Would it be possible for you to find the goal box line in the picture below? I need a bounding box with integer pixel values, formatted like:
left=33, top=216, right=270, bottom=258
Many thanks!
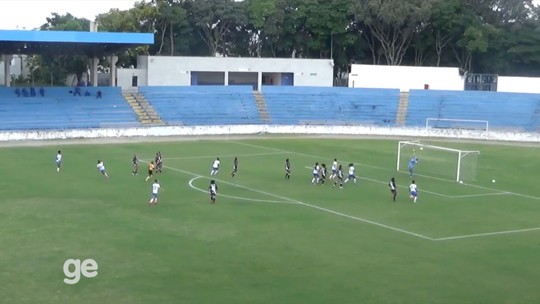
left=397, top=141, right=480, bottom=154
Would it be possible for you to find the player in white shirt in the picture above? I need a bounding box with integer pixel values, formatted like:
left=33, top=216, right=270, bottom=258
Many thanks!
left=311, top=162, right=320, bottom=184
left=409, top=180, right=418, bottom=203
left=329, top=159, right=338, bottom=179
left=56, top=150, right=62, bottom=172
left=344, top=163, right=356, bottom=184
left=149, top=179, right=161, bottom=206
left=209, top=180, right=218, bottom=204
left=210, top=157, right=220, bottom=175
left=96, top=160, right=109, bottom=178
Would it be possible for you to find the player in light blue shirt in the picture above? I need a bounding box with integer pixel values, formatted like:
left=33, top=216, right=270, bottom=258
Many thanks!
left=408, top=156, right=418, bottom=177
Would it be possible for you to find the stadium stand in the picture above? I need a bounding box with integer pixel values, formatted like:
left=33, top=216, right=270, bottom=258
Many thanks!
left=407, top=90, right=540, bottom=131
left=138, top=85, right=261, bottom=125
left=2, top=84, right=540, bottom=132
left=260, top=86, right=400, bottom=125
left=0, top=87, right=139, bottom=130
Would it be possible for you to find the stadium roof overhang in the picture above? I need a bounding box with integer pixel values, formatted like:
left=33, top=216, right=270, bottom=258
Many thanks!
left=0, top=30, right=154, bottom=57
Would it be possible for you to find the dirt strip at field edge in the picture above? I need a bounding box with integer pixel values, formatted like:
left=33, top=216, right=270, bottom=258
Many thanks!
left=0, top=133, right=538, bottom=148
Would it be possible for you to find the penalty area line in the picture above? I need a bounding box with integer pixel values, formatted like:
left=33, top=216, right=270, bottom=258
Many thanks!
left=142, top=160, right=434, bottom=241
left=144, top=161, right=537, bottom=241
left=434, top=227, right=540, bottom=241
left=232, top=141, right=540, bottom=201
left=449, top=192, right=512, bottom=199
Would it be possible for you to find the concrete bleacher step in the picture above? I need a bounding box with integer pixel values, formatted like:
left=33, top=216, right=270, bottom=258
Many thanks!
left=253, top=91, right=271, bottom=123
left=122, top=91, right=164, bottom=126
left=131, top=93, right=164, bottom=125
left=396, top=91, right=410, bottom=126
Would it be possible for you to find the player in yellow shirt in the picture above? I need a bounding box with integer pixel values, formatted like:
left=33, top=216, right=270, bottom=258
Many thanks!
left=145, top=161, right=156, bottom=182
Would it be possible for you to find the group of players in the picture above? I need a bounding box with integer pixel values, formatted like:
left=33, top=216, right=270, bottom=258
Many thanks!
left=55, top=149, right=419, bottom=205
left=388, top=155, right=419, bottom=203
left=308, top=159, right=357, bottom=189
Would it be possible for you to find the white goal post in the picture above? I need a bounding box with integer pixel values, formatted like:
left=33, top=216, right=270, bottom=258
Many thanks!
left=397, top=141, right=480, bottom=182
left=425, top=118, right=489, bottom=138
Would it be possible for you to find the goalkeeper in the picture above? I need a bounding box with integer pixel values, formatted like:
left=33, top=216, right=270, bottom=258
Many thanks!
left=408, top=156, right=418, bottom=177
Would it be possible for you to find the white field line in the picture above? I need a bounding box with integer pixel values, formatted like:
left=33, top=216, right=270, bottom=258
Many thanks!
left=232, top=141, right=538, bottom=200
left=450, top=192, right=512, bottom=198
left=433, top=227, right=540, bottom=241
left=141, top=151, right=287, bottom=161
left=140, top=160, right=434, bottom=241
left=303, top=166, right=515, bottom=201
left=459, top=181, right=540, bottom=200
left=188, top=176, right=294, bottom=205
left=302, top=165, right=453, bottom=198
left=141, top=160, right=539, bottom=241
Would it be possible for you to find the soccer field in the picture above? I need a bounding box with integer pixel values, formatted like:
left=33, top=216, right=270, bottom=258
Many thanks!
left=1, top=137, right=539, bottom=304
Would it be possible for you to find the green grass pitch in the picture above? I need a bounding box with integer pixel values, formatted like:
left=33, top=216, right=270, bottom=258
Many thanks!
left=0, top=137, right=539, bottom=304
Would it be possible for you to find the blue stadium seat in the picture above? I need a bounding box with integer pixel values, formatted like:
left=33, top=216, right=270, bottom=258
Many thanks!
left=261, top=86, right=400, bottom=125
left=0, top=87, right=140, bottom=130
left=139, top=86, right=261, bottom=125
left=407, top=90, right=540, bottom=131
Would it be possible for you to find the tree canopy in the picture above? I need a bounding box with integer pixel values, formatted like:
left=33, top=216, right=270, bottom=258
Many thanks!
left=22, top=0, right=540, bottom=86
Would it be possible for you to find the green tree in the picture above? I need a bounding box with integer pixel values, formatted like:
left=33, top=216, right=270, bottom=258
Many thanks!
left=352, top=0, right=434, bottom=65
left=186, top=0, right=245, bottom=56
left=35, top=13, right=92, bottom=84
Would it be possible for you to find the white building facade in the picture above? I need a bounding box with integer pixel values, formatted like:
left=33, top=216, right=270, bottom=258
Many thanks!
left=117, top=56, right=334, bottom=90
left=348, top=64, right=540, bottom=94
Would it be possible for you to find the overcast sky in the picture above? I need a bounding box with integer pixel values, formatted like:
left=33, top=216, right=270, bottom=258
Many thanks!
left=0, top=0, right=139, bottom=30
left=0, top=0, right=539, bottom=31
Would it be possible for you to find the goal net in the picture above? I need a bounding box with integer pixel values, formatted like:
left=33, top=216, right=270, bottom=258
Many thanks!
left=396, top=141, right=480, bottom=182
left=425, top=118, right=489, bottom=138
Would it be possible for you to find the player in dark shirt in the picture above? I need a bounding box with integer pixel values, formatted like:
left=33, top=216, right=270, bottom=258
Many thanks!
left=209, top=180, right=218, bottom=204
left=389, top=177, right=397, bottom=202
left=231, top=157, right=238, bottom=177
left=319, top=164, right=327, bottom=184
left=285, top=158, right=291, bottom=180
left=156, top=152, right=163, bottom=173
left=132, top=154, right=138, bottom=175
left=333, top=165, right=344, bottom=189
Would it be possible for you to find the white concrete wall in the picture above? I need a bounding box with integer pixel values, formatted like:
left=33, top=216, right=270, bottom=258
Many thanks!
left=136, top=56, right=333, bottom=87
left=348, top=64, right=464, bottom=91
left=117, top=68, right=147, bottom=88
left=497, top=76, right=540, bottom=93
left=0, top=125, right=538, bottom=143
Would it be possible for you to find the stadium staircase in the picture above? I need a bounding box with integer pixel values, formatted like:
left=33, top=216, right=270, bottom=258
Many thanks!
left=122, top=91, right=164, bottom=125
left=253, top=91, right=271, bottom=123
left=396, top=91, right=410, bottom=126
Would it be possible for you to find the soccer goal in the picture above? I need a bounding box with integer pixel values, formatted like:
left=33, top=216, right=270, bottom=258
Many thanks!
left=396, top=141, right=480, bottom=182
left=425, top=118, right=489, bottom=138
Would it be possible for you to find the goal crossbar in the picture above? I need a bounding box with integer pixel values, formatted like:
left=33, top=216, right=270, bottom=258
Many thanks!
left=397, top=141, right=480, bottom=182
left=425, top=118, right=489, bottom=138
